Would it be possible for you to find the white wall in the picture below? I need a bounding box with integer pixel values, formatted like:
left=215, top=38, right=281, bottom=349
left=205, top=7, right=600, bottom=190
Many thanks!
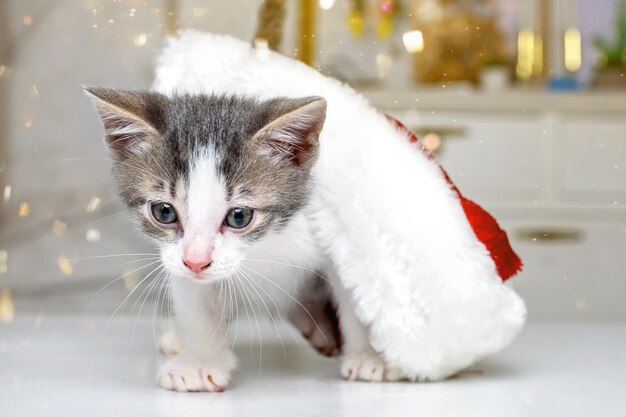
left=1, top=0, right=623, bottom=323
left=1, top=0, right=274, bottom=290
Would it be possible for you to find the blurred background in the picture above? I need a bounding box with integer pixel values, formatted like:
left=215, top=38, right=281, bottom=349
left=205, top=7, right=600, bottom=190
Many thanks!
left=0, top=0, right=625, bottom=324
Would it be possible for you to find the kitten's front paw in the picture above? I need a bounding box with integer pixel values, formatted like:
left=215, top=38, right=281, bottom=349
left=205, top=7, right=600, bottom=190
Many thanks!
left=157, top=355, right=235, bottom=392
left=341, top=350, right=407, bottom=382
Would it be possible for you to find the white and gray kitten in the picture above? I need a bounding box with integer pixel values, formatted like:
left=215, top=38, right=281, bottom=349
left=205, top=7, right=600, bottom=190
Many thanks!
left=87, top=88, right=402, bottom=392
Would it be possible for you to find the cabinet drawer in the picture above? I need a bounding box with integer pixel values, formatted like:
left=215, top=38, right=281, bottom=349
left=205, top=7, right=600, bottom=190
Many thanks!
left=558, top=119, right=626, bottom=205
left=388, top=110, right=549, bottom=204
left=506, top=220, right=626, bottom=321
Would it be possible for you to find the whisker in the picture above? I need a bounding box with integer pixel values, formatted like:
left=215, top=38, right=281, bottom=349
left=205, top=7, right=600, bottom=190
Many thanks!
left=239, top=267, right=304, bottom=350
left=152, top=271, right=170, bottom=351
left=128, top=266, right=165, bottom=350
left=233, top=274, right=263, bottom=377
left=233, top=275, right=255, bottom=355
left=86, top=259, right=162, bottom=315
left=118, top=257, right=162, bottom=267
left=241, top=264, right=329, bottom=346
left=104, top=261, right=163, bottom=334
left=237, top=268, right=288, bottom=362
left=70, top=253, right=160, bottom=262
left=244, top=258, right=336, bottom=288
left=86, top=210, right=126, bottom=226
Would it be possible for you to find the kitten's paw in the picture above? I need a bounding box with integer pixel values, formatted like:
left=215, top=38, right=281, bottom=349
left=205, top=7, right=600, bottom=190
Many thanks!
left=289, top=297, right=342, bottom=357
left=158, top=331, right=180, bottom=357
left=341, top=350, right=407, bottom=382
left=295, top=316, right=340, bottom=357
left=157, top=356, right=234, bottom=392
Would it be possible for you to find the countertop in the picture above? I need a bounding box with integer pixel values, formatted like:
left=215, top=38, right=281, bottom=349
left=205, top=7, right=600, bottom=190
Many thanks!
left=1, top=314, right=625, bottom=417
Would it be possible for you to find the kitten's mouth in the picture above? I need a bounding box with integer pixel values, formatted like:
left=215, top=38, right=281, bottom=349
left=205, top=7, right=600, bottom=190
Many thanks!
left=190, top=273, right=207, bottom=281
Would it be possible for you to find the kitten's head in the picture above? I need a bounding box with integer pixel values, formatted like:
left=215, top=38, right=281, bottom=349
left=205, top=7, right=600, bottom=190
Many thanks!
left=86, top=88, right=326, bottom=283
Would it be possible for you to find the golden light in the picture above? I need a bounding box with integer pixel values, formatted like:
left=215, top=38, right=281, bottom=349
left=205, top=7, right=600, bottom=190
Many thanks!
left=58, top=257, right=74, bottom=276
left=0, top=290, right=15, bottom=323
left=123, top=271, right=141, bottom=291
left=319, top=0, right=335, bottom=10
left=516, top=29, right=535, bottom=80
left=86, top=229, right=101, bottom=242
left=564, top=28, right=582, bottom=73
left=23, top=15, right=32, bottom=26
left=23, top=117, right=33, bottom=128
left=18, top=202, right=30, bottom=217
left=423, top=133, right=442, bottom=152
left=133, top=33, right=148, bottom=47
left=532, top=35, right=544, bottom=77
left=403, top=30, right=424, bottom=53
left=52, top=219, right=67, bottom=236
left=0, top=249, right=7, bottom=274
left=86, top=196, right=101, bottom=212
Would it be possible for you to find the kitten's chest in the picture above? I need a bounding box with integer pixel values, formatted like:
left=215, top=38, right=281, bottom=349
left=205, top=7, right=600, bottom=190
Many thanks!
left=235, top=212, right=326, bottom=314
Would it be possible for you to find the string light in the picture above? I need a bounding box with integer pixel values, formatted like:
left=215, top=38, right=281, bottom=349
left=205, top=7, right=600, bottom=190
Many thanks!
left=134, top=33, right=148, bottom=47
left=0, top=250, right=7, bottom=274
left=57, top=257, right=73, bottom=276
left=52, top=219, right=67, bottom=236
left=124, top=271, right=141, bottom=291
left=564, top=28, right=582, bottom=73
left=319, top=0, right=335, bottom=10
left=403, top=30, right=424, bottom=53
left=18, top=203, right=30, bottom=217
left=86, top=229, right=101, bottom=242
left=0, top=289, right=14, bottom=323
left=86, top=196, right=101, bottom=213
left=516, top=29, right=535, bottom=80
left=3, top=185, right=10, bottom=204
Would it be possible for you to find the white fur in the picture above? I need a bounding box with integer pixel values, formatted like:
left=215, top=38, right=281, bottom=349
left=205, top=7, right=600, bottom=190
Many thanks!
left=154, top=31, right=526, bottom=382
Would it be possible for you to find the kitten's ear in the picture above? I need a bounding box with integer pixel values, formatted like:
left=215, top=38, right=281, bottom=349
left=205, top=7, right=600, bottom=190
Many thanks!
left=251, top=97, right=327, bottom=168
left=85, top=87, right=162, bottom=158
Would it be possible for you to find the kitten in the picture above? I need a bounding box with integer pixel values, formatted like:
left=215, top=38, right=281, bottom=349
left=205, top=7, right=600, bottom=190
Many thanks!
left=87, top=88, right=399, bottom=392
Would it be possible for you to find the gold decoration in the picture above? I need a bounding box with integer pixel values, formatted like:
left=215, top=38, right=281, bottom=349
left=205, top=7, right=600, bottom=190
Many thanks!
left=298, top=0, right=316, bottom=66
left=254, top=0, right=286, bottom=51
left=411, top=0, right=508, bottom=85
left=376, top=0, right=397, bottom=40
left=347, top=0, right=366, bottom=38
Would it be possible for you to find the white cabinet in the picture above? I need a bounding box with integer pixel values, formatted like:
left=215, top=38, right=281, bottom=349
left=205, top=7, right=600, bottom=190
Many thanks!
left=364, top=89, right=626, bottom=322
left=558, top=118, right=626, bottom=205
left=387, top=110, right=550, bottom=204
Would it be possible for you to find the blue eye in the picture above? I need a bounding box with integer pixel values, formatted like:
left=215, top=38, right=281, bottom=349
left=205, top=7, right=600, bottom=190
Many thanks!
left=224, top=208, right=254, bottom=229
left=151, top=202, right=177, bottom=225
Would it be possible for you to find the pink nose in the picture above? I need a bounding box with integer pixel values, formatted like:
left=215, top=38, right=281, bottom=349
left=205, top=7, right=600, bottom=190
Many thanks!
left=183, top=258, right=211, bottom=274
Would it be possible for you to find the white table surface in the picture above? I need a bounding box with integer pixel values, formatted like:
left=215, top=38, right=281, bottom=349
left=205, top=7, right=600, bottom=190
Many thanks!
left=1, top=314, right=625, bottom=417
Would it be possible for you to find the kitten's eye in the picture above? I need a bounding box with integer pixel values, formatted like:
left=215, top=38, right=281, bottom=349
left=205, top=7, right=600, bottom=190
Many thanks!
left=151, top=202, right=178, bottom=225
left=224, top=208, right=254, bottom=229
